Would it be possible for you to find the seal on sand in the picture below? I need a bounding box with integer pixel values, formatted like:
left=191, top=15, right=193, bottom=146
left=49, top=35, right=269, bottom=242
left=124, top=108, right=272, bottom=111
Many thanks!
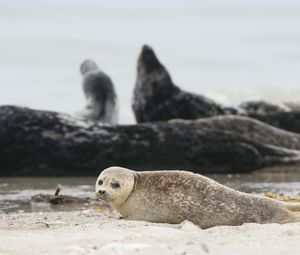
left=132, top=45, right=233, bottom=123
left=78, top=59, right=118, bottom=124
left=95, top=166, right=300, bottom=229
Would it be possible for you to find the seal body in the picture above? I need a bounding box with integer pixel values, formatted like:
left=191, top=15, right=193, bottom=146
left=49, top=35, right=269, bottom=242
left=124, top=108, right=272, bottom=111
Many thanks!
left=239, top=99, right=290, bottom=115
left=96, top=167, right=300, bottom=229
left=78, top=60, right=118, bottom=124
left=132, top=45, right=230, bottom=123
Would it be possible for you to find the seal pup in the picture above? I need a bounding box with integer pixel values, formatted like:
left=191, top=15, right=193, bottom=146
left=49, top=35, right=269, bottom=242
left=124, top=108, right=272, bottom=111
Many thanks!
left=95, top=166, right=300, bottom=229
left=132, top=45, right=232, bottom=123
left=78, top=59, right=118, bottom=124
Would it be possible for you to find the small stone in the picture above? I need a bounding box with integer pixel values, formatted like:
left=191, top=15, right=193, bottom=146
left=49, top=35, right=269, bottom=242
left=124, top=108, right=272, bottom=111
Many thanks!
left=186, top=241, right=195, bottom=245
left=201, top=243, right=209, bottom=253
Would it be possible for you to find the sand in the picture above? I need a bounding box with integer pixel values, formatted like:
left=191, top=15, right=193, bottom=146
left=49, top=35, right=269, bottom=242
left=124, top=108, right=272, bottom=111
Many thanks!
left=0, top=209, right=300, bottom=255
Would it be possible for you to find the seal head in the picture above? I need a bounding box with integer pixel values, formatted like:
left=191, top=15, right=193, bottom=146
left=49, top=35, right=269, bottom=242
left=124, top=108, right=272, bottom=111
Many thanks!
left=138, top=45, right=165, bottom=73
left=95, top=166, right=136, bottom=209
left=80, top=59, right=99, bottom=75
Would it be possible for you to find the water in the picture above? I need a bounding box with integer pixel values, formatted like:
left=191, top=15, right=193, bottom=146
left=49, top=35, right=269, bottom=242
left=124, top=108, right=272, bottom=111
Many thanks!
left=1, top=172, right=299, bottom=213
left=0, top=0, right=300, bottom=123
left=0, top=177, right=96, bottom=213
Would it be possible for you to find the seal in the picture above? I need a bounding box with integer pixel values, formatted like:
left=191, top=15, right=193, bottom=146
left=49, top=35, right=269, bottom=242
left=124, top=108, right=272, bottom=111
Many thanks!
left=95, top=166, right=300, bottom=229
left=132, top=45, right=233, bottom=123
left=78, top=59, right=118, bottom=124
left=239, top=99, right=290, bottom=115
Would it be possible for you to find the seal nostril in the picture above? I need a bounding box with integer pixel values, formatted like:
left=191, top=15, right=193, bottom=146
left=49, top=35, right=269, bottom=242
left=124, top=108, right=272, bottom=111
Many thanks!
left=99, top=190, right=106, bottom=195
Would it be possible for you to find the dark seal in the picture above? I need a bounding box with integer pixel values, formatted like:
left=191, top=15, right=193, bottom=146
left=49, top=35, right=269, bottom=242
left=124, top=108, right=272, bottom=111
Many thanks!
left=132, top=45, right=234, bottom=123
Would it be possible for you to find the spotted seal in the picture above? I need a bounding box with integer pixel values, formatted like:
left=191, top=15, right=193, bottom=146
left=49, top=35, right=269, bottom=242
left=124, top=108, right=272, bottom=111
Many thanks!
left=95, top=166, right=300, bottom=229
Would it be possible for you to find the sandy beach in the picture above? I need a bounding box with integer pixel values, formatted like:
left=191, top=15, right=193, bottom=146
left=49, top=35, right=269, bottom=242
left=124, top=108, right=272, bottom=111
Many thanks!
left=1, top=1, right=300, bottom=255
left=1, top=173, right=300, bottom=255
left=1, top=209, right=300, bottom=255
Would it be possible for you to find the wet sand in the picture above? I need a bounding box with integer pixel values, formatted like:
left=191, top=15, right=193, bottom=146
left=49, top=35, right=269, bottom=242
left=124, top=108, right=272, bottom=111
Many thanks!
left=1, top=210, right=300, bottom=255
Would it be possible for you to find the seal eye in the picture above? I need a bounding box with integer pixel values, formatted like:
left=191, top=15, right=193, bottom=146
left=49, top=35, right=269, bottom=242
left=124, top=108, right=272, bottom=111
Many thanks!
left=111, top=182, right=120, bottom=189
left=98, top=180, right=103, bottom=185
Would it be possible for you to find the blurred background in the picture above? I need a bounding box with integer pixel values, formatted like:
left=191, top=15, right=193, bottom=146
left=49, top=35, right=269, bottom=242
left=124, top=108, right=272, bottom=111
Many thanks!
left=1, top=0, right=300, bottom=124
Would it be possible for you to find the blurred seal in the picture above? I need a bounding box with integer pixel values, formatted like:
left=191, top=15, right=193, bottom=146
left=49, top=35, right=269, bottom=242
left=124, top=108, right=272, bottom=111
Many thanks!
left=239, top=99, right=290, bottom=115
left=78, top=59, right=118, bottom=124
left=132, top=45, right=233, bottom=123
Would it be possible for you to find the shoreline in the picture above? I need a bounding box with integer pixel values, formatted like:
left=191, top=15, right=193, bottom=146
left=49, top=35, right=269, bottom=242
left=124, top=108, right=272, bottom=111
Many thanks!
left=1, top=210, right=300, bottom=255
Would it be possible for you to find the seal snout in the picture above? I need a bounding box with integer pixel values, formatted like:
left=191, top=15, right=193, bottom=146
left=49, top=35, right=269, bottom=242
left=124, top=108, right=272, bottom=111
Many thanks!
left=98, top=190, right=106, bottom=195
left=142, top=44, right=153, bottom=53
left=138, top=44, right=161, bottom=72
left=140, top=44, right=155, bottom=59
left=95, top=189, right=107, bottom=201
left=80, top=59, right=99, bottom=75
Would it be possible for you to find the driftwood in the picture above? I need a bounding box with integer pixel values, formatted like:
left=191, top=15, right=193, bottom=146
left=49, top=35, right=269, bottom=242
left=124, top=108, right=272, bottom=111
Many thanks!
left=132, top=45, right=300, bottom=134
left=31, top=186, right=90, bottom=205
left=247, top=112, right=300, bottom=134
left=30, top=185, right=111, bottom=213
left=1, top=105, right=300, bottom=176
left=170, top=116, right=300, bottom=150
